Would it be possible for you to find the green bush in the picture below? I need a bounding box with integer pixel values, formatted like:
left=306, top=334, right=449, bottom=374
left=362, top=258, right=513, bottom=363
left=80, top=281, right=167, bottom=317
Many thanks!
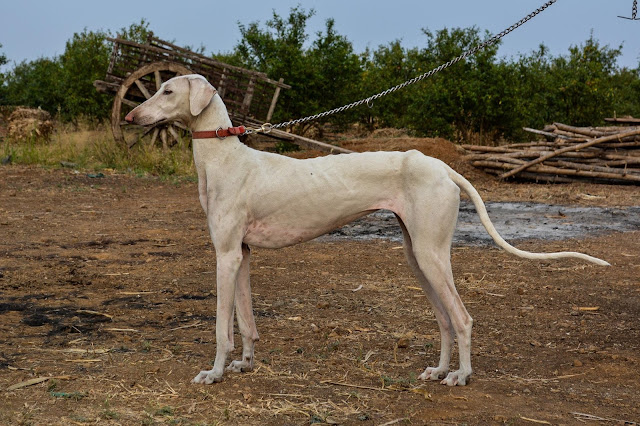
left=1, top=12, right=639, bottom=144
left=230, top=6, right=362, bottom=130
left=57, top=29, right=112, bottom=122
left=0, top=43, right=7, bottom=104
left=3, top=57, right=65, bottom=114
left=1, top=20, right=152, bottom=123
left=359, top=29, right=636, bottom=142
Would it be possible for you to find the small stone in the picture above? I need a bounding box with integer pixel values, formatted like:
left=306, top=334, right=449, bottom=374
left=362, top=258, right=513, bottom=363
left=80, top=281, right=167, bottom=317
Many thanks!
left=316, top=301, right=330, bottom=309
left=310, top=323, right=320, bottom=333
left=397, top=337, right=410, bottom=348
left=573, top=359, right=583, bottom=367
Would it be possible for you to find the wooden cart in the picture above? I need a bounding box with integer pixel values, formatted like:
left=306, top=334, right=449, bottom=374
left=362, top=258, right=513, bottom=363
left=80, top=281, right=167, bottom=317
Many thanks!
left=94, top=33, right=290, bottom=148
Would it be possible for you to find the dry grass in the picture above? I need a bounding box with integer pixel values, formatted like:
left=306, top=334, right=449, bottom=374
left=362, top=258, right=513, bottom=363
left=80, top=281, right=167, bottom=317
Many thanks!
left=1, top=120, right=197, bottom=179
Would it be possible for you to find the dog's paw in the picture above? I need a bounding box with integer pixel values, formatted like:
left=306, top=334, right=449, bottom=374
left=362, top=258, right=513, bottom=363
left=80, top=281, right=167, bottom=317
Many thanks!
left=440, top=369, right=471, bottom=386
left=225, top=359, right=253, bottom=373
left=418, top=366, right=448, bottom=381
left=192, top=369, right=223, bottom=384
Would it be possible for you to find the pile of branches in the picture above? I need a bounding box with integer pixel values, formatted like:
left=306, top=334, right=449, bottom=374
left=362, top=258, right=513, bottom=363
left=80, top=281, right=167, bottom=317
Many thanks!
left=463, top=122, right=640, bottom=184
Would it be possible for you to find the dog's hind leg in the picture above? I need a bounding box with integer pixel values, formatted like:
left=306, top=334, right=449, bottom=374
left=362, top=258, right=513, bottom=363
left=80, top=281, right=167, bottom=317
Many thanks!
left=416, top=247, right=473, bottom=386
left=226, top=243, right=259, bottom=373
left=399, top=181, right=473, bottom=386
left=397, top=215, right=455, bottom=382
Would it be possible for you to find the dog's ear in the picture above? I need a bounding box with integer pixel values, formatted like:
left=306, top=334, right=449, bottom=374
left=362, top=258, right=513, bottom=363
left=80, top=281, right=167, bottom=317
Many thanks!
left=187, top=75, right=217, bottom=116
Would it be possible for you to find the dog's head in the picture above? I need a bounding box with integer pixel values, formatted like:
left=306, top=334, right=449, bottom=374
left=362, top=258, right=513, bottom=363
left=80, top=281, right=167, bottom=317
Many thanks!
left=125, top=74, right=217, bottom=127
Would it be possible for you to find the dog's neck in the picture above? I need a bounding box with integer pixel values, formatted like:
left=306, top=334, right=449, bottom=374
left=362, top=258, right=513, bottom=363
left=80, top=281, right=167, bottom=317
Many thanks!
left=189, top=94, right=251, bottom=171
left=190, top=94, right=235, bottom=135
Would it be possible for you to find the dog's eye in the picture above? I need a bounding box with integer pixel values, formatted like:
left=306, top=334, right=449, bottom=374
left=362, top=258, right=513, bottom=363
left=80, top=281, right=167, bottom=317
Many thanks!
left=163, top=89, right=173, bottom=95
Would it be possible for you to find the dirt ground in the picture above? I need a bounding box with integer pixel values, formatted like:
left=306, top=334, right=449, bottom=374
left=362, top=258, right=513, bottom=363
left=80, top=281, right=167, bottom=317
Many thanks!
left=1, top=136, right=639, bottom=425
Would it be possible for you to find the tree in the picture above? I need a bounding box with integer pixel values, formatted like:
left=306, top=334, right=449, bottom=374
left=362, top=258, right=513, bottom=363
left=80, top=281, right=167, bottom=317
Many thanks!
left=0, top=43, right=6, bottom=67
left=3, top=57, right=64, bottom=112
left=116, top=18, right=152, bottom=44
left=57, top=20, right=155, bottom=122
left=359, top=40, right=420, bottom=129
left=2, top=29, right=111, bottom=121
left=232, top=7, right=362, bottom=129
left=58, top=28, right=112, bottom=121
left=0, top=43, right=8, bottom=104
left=611, top=66, right=640, bottom=118
left=304, top=18, right=363, bottom=127
left=233, top=6, right=315, bottom=124
left=361, top=27, right=508, bottom=141
left=1, top=16, right=639, bottom=140
left=410, top=27, right=506, bottom=140
left=361, top=29, right=639, bottom=142
left=1, top=20, right=159, bottom=122
left=548, top=35, right=622, bottom=126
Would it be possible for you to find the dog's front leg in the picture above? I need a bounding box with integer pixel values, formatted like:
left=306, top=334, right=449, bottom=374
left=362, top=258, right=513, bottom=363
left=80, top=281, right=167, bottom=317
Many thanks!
left=196, top=170, right=208, bottom=215
left=226, top=243, right=259, bottom=373
left=192, top=248, right=243, bottom=384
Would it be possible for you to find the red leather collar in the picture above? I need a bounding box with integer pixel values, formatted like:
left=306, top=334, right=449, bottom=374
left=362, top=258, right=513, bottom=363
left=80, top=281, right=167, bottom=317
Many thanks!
left=192, top=126, right=246, bottom=139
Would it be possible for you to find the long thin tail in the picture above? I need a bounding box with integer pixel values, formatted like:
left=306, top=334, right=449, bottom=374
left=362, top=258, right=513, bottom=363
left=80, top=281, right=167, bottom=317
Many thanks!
left=447, top=168, right=610, bottom=266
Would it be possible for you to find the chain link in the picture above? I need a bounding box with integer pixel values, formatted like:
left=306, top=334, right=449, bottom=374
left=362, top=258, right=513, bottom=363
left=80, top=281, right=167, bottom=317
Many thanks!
left=633, top=0, right=638, bottom=19
left=248, top=0, right=558, bottom=133
left=619, top=0, right=639, bottom=19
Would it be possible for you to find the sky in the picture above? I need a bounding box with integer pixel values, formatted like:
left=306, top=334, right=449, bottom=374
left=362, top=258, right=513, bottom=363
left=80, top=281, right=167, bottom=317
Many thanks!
left=1, top=0, right=639, bottom=74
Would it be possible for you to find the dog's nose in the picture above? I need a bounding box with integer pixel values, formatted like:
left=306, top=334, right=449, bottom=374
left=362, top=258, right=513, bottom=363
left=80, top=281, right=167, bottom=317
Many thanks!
left=125, top=112, right=135, bottom=123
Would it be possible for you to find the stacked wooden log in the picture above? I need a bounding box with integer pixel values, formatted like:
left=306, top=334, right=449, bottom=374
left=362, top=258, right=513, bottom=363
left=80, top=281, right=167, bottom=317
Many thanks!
left=463, top=122, right=640, bottom=184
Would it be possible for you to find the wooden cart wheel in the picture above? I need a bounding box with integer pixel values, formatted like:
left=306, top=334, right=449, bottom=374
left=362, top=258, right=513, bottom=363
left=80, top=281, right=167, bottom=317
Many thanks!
left=111, top=62, right=193, bottom=148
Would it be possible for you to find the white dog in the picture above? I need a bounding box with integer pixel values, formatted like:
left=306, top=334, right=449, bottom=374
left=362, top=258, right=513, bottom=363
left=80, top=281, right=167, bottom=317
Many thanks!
left=125, top=74, right=608, bottom=386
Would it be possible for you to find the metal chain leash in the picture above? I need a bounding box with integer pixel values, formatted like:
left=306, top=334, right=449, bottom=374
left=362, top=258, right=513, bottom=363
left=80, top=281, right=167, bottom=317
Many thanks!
left=619, top=0, right=639, bottom=20
left=248, top=0, right=558, bottom=134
